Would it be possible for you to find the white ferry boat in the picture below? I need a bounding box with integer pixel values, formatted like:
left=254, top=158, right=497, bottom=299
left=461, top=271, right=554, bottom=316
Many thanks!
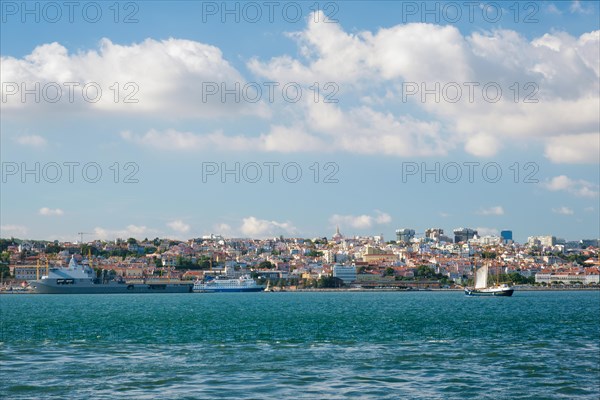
left=193, top=275, right=265, bottom=293
left=29, top=256, right=192, bottom=294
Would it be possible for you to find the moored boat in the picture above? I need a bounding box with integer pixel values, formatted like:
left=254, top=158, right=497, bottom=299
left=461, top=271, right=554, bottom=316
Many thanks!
left=193, top=275, right=264, bottom=293
left=29, top=256, right=192, bottom=294
left=465, top=263, right=514, bottom=296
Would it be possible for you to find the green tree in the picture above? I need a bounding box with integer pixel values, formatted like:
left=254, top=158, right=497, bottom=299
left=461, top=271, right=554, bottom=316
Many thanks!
left=0, top=251, right=10, bottom=265
left=0, top=265, right=11, bottom=280
left=416, top=265, right=436, bottom=278
left=384, top=267, right=395, bottom=276
left=317, top=276, right=344, bottom=288
left=258, top=261, right=274, bottom=269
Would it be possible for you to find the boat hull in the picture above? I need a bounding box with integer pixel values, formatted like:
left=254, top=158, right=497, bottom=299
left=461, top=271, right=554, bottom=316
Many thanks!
left=464, top=288, right=514, bottom=296
left=29, top=280, right=192, bottom=294
left=193, top=287, right=264, bottom=293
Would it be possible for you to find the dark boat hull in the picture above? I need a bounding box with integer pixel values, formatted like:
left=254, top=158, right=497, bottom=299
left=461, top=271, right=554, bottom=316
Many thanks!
left=465, top=288, right=514, bottom=297
left=30, top=281, right=193, bottom=294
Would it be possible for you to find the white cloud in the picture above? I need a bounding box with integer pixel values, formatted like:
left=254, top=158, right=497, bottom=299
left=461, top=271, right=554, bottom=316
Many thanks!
left=213, top=223, right=232, bottom=235
left=546, top=4, right=562, bottom=15
left=0, top=224, right=28, bottom=237
left=121, top=125, right=325, bottom=153
left=1, top=38, right=268, bottom=118
left=544, top=133, right=600, bottom=164
left=475, top=227, right=499, bottom=237
left=477, top=206, right=505, bottom=216
left=552, top=206, right=574, bottom=215
left=167, top=220, right=190, bottom=234
left=570, top=0, right=593, bottom=14
left=329, top=210, right=392, bottom=230
left=16, top=135, right=47, bottom=147
left=464, top=134, right=502, bottom=157
left=543, top=175, right=599, bottom=197
left=248, top=15, right=599, bottom=162
left=3, top=17, right=598, bottom=164
left=374, top=210, right=392, bottom=224
left=239, top=216, right=297, bottom=238
left=39, top=207, right=64, bottom=216
left=92, top=225, right=155, bottom=240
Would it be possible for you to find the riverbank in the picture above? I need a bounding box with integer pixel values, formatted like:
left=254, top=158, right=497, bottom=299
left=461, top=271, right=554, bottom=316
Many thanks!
left=2, top=286, right=598, bottom=294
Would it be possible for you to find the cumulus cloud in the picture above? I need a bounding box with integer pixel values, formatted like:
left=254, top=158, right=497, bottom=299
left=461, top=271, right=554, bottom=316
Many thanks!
left=213, top=223, right=232, bottom=235
left=543, top=175, right=599, bottom=197
left=4, top=15, right=598, bottom=163
left=477, top=206, right=505, bottom=216
left=464, top=134, right=502, bottom=157
left=1, top=38, right=268, bottom=118
left=329, top=210, right=392, bottom=230
left=16, top=135, right=47, bottom=147
left=92, top=225, right=156, bottom=240
left=239, top=216, right=297, bottom=238
left=544, top=133, right=599, bottom=164
left=121, top=125, right=325, bottom=153
left=475, top=227, right=499, bottom=237
left=552, top=206, right=574, bottom=215
left=39, top=207, right=64, bottom=216
left=249, top=14, right=599, bottom=161
left=167, top=220, right=190, bottom=234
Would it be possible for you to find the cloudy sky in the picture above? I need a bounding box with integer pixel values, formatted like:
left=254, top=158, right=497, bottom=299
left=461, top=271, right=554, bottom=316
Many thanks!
left=1, top=1, right=598, bottom=242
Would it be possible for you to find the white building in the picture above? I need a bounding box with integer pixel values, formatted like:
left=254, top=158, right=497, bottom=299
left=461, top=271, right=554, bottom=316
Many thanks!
left=535, top=273, right=599, bottom=285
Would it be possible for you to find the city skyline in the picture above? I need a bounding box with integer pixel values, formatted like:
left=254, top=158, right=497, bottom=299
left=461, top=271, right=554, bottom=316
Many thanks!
left=1, top=1, right=599, bottom=243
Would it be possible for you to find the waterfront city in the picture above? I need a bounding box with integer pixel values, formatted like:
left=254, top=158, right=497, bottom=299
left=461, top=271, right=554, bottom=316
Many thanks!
left=2, top=227, right=598, bottom=292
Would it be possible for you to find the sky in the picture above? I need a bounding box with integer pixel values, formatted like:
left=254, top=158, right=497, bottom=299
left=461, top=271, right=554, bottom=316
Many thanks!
left=1, top=0, right=599, bottom=243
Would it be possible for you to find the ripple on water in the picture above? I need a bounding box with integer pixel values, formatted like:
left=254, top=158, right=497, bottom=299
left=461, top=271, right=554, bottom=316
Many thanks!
left=1, top=291, right=599, bottom=399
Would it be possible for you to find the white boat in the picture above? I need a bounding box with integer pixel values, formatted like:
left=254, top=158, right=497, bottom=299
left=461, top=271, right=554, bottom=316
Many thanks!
left=193, top=275, right=265, bottom=292
left=29, top=256, right=192, bottom=294
left=465, top=263, right=513, bottom=296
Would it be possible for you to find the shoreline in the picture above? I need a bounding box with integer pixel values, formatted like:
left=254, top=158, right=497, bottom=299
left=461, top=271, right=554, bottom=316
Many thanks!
left=2, top=287, right=598, bottom=294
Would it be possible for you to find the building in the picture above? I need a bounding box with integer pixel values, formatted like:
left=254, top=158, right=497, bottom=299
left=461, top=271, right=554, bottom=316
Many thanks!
left=454, top=228, right=477, bottom=243
left=332, top=226, right=343, bottom=242
left=425, top=228, right=444, bottom=242
left=396, top=229, right=415, bottom=243
left=500, top=230, right=513, bottom=243
left=474, top=236, right=502, bottom=245
left=581, top=239, right=600, bottom=248
left=362, top=246, right=398, bottom=263
left=11, top=265, right=48, bottom=280
left=332, top=265, right=356, bottom=284
left=528, top=236, right=556, bottom=247
left=535, top=273, right=599, bottom=285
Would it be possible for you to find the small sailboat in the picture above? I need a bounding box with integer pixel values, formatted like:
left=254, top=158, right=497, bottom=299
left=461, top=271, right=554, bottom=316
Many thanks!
left=264, top=281, right=272, bottom=292
left=465, top=262, right=513, bottom=296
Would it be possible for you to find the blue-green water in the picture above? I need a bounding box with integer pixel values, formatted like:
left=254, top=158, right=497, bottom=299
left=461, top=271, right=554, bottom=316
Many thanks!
left=1, top=291, right=599, bottom=399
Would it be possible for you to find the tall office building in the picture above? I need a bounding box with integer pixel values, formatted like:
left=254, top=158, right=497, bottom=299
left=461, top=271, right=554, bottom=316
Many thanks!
left=453, top=228, right=478, bottom=243
left=425, top=228, right=444, bottom=242
left=396, top=229, right=415, bottom=243
left=500, top=230, right=513, bottom=243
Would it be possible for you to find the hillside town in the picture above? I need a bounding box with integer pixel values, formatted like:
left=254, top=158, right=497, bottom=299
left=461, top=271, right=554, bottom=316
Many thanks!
left=1, top=227, right=599, bottom=291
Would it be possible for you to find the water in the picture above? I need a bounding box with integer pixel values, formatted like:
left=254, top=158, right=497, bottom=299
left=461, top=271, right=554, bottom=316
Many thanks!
left=1, top=291, right=599, bottom=399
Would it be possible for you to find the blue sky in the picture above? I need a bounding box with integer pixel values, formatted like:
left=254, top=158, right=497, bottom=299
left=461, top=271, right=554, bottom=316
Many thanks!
left=1, top=0, right=599, bottom=243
